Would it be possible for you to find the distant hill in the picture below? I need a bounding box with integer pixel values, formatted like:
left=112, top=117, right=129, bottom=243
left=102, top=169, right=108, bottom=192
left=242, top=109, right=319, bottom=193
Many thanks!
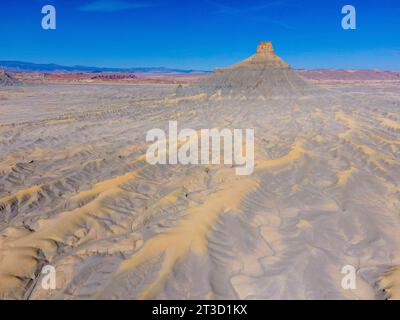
left=0, top=61, right=209, bottom=74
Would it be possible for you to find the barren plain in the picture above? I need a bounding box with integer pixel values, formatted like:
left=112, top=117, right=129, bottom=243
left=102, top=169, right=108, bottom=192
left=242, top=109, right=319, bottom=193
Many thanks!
left=0, top=44, right=400, bottom=300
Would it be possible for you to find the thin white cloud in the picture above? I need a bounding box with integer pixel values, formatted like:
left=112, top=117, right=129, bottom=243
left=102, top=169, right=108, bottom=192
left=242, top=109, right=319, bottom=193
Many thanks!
left=79, top=0, right=152, bottom=12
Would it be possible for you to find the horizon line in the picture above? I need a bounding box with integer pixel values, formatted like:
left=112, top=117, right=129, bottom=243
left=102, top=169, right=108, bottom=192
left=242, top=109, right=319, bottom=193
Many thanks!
left=1, top=60, right=400, bottom=73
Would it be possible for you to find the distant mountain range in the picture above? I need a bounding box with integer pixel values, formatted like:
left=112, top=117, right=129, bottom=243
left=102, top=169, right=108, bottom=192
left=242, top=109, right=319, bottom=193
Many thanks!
left=0, top=61, right=209, bottom=74
left=2, top=61, right=399, bottom=82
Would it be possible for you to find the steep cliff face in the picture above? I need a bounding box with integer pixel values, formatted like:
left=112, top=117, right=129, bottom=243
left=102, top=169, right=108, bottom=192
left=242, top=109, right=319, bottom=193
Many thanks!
left=227, top=41, right=289, bottom=70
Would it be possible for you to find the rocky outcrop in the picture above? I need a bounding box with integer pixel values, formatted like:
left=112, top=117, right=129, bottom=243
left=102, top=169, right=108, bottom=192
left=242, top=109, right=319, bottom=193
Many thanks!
left=223, top=41, right=289, bottom=70
left=90, top=73, right=137, bottom=80
left=180, top=41, right=317, bottom=98
left=0, top=69, right=20, bottom=86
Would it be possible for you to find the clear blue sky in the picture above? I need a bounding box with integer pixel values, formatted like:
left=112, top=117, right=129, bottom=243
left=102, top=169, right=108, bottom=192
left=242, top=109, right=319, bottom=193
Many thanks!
left=1, top=0, right=399, bottom=70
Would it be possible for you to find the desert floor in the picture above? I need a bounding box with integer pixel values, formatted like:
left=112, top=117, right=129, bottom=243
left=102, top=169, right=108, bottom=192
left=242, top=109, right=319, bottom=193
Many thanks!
left=0, top=82, right=399, bottom=299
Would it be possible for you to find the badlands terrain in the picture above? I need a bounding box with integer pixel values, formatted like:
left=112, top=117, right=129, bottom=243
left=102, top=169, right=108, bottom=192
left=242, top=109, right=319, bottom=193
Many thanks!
left=0, top=42, right=399, bottom=300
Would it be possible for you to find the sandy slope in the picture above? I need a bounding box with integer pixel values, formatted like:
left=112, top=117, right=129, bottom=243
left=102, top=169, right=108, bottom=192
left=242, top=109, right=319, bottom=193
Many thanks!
left=0, top=80, right=399, bottom=299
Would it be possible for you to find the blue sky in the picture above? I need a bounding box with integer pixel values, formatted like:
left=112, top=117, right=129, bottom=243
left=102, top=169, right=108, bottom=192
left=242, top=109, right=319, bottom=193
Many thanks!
left=0, top=0, right=399, bottom=70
